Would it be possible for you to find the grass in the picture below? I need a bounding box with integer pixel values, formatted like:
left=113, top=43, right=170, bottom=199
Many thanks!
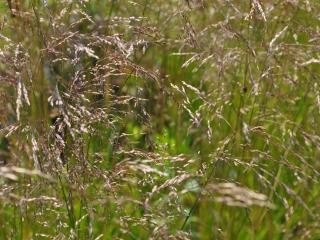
left=0, top=0, right=320, bottom=239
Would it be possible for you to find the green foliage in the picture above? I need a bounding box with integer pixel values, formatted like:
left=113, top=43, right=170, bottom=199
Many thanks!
left=0, top=0, right=320, bottom=239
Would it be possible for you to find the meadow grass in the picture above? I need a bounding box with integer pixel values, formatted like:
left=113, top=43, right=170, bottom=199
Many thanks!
left=0, top=0, right=320, bottom=239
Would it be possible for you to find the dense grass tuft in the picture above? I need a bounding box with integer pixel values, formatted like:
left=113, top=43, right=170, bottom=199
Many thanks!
left=1, top=0, right=320, bottom=239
